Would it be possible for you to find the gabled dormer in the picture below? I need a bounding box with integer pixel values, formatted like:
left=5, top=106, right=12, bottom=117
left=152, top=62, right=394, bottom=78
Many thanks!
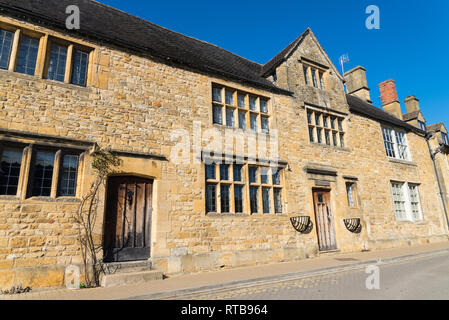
left=402, top=95, right=427, bottom=131
left=261, top=28, right=348, bottom=115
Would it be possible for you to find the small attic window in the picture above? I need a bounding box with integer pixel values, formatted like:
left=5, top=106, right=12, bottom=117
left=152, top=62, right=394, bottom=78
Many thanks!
left=418, top=120, right=426, bottom=131
left=270, top=70, right=277, bottom=82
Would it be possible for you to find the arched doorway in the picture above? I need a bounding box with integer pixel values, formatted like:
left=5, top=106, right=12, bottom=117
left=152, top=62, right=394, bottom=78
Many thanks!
left=103, top=176, right=153, bottom=262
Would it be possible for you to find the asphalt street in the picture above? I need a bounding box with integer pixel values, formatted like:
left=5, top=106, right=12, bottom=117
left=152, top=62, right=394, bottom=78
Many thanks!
left=176, top=252, right=449, bottom=300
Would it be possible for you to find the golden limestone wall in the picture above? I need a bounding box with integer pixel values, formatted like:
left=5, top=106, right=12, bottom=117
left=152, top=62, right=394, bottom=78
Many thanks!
left=272, top=31, right=448, bottom=255
left=0, top=16, right=447, bottom=291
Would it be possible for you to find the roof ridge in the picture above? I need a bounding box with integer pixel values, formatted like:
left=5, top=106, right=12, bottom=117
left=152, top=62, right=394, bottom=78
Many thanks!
left=89, top=0, right=262, bottom=68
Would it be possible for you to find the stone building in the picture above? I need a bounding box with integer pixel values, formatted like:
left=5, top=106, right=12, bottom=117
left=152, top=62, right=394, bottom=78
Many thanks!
left=0, top=0, right=447, bottom=290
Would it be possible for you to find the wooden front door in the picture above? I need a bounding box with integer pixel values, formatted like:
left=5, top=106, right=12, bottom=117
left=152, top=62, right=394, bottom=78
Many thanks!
left=103, top=176, right=153, bottom=262
left=313, top=190, right=337, bottom=251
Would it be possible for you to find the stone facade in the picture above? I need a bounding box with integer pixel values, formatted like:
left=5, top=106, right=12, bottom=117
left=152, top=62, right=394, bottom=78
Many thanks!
left=0, top=11, right=447, bottom=291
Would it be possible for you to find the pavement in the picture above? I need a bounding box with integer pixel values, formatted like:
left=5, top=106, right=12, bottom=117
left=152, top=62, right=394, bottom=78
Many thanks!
left=2, top=241, right=449, bottom=300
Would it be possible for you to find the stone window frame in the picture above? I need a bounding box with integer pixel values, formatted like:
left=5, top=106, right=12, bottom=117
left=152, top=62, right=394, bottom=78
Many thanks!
left=0, top=19, right=95, bottom=87
left=0, top=140, right=88, bottom=201
left=306, top=106, right=346, bottom=148
left=211, top=84, right=271, bottom=134
left=390, top=181, right=423, bottom=223
left=381, top=126, right=411, bottom=161
left=417, top=120, right=426, bottom=131
left=301, top=60, right=327, bottom=90
left=204, top=160, right=285, bottom=216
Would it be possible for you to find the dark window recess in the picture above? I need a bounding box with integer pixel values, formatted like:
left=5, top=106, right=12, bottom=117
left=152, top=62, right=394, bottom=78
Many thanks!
left=0, top=149, right=23, bottom=196
left=31, top=151, right=55, bottom=197
left=220, top=185, right=230, bottom=213
left=220, top=164, right=229, bottom=181
left=233, top=165, right=242, bottom=182
left=234, top=185, right=243, bottom=213
left=0, top=29, right=13, bottom=70
left=206, top=164, right=216, bottom=180
left=250, top=186, right=258, bottom=213
left=58, top=154, right=79, bottom=196
left=16, top=36, right=39, bottom=75
left=206, top=184, right=217, bottom=213
left=249, top=167, right=257, bottom=183
left=262, top=187, right=270, bottom=214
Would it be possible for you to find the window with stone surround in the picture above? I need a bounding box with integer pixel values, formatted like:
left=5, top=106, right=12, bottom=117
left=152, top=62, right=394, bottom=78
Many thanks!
left=0, top=142, right=84, bottom=198
left=0, top=24, right=92, bottom=87
left=205, top=162, right=283, bottom=215
left=303, top=62, right=326, bottom=90
left=212, top=84, right=270, bottom=133
left=307, top=108, right=345, bottom=148
left=390, top=181, right=423, bottom=222
left=0, top=29, right=13, bottom=70
left=381, top=127, right=411, bottom=161
left=345, top=181, right=358, bottom=207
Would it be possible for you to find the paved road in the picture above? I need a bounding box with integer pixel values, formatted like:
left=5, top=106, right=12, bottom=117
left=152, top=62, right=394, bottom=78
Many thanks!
left=176, top=252, right=449, bottom=300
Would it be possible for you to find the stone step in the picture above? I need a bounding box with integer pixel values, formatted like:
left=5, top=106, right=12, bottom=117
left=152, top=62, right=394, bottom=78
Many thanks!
left=102, top=260, right=153, bottom=275
left=100, top=270, right=163, bottom=288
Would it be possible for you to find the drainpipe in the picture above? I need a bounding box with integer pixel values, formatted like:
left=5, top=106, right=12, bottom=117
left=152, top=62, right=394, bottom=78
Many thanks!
left=426, top=132, right=449, bottom=231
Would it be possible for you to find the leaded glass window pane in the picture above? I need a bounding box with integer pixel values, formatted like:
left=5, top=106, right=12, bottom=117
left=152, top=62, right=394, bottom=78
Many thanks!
left=0, top=29, right=13, bottom=70
left=0, top=149, right=22, bottom=196
left=249, top=96, right=256, bottom=111
left=250, top=113, right=258, bottom=131
left=225, top=90, right=234, bottom=105
left=47, top=44, right=67, bottom=82
left=274, top=188, right=282, bottom=213
left=261, top=117, right=269, bottom=133
left=250, top=186, right=258, bottom=214
left=213, top=104, right=222, bottom=125
left=220, top=185, right=230, bottom=213
left=249, top=167, right=257, bottom=183
left=238, top=111, right=246, bottom=129
left=226, top=108, right=234, bottom=127
left=233, top=165, right=242, bottom=182
left=220, top=164, right=230, bottom=181
left=212, top=86, right=222, bottom=102
left=237, top=93, right=245, bottom=108
left=206, top=184, right=217, bottom=213
left=234, top=185, right=243, bottom=213
left=32, top=151, right=55, bottom=197
left=58, top=154, right=78, bottom=196
left=206, top=164, right=216, bottom=180
left=262, top=187, right=270, bottom=214
left=16, top=36, right=39, bottom=75
left=71, top=49, right=89, bottom=86
left=260, top=99, right=268, bottom=113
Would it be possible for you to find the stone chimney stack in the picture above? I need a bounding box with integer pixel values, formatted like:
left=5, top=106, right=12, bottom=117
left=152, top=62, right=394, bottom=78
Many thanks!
left=404, top=95, right=420, bottom=113
left=379, top=79, right=402, bottom=120
left=344, top=66, right=372, bottom=103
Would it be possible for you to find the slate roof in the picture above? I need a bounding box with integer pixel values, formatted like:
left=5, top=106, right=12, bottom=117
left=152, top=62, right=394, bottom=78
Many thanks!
left=346, top=94, right=424, bottom=134
left=427, top=123, right=444, bottom=133
left=260, top=29, right=310, bottom=77
left=0, top=0, right=291, bottom=94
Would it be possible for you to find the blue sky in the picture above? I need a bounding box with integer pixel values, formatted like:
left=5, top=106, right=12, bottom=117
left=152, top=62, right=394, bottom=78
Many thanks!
left=98, top=0, right=449, bottom=126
